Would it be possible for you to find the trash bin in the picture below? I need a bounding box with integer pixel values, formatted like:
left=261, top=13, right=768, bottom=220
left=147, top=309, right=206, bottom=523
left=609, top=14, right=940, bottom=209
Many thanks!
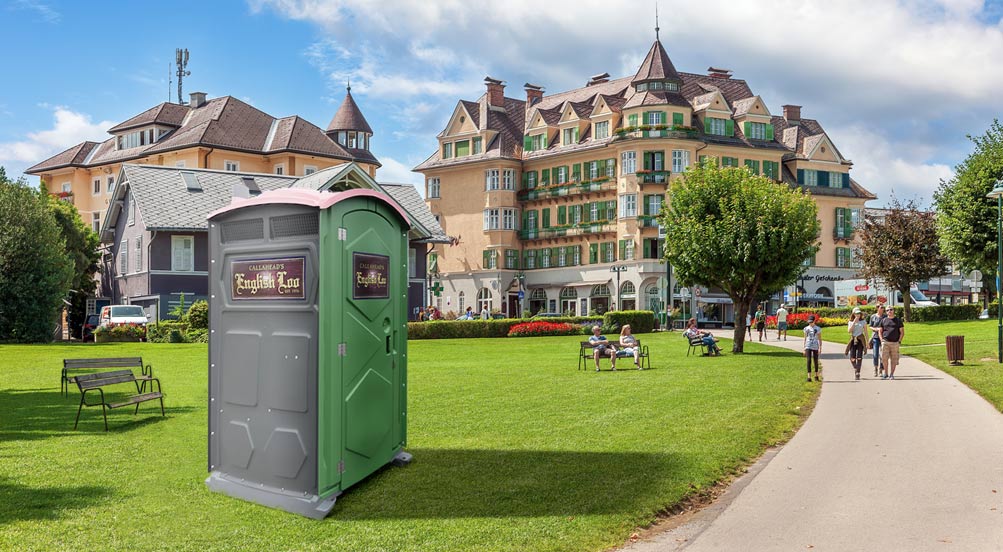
left=946, top=335, right=964, bottom=366
left=205, top=189, right=411, bottom=519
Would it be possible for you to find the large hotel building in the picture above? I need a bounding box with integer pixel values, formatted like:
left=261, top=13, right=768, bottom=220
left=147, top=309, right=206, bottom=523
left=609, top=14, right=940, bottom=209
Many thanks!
left=416, top=38, right=876, bottom=323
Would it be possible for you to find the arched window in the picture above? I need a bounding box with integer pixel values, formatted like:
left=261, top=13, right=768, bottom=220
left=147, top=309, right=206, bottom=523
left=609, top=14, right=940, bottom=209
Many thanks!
left=477, top=288, right=492, bottom=312
left=591, top=284, right=611, bottom=297
left=530, top=289, right=547, bottom=300
left=620, top=281, right=636, bottom=297
left=560, top=287, right=578, bottom=299
left=458, top=291, right=465, bottom=312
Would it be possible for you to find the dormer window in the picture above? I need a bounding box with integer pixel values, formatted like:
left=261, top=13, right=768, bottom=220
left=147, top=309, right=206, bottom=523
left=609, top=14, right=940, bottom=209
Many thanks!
left=637, top=83, right=648, bottom=92
left=636, top=81, right=678, bottom=93
left=116, top=127, right=159, bottom=150
left=650, top=81, right=664, bottom=91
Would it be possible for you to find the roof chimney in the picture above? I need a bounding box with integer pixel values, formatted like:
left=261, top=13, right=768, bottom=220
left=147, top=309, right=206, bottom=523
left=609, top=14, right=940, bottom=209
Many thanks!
left=707, top=67, right=732, bottom=79
left=484, top=76, right=505, bottom=108
left=189, top=91, right=207, bottom=108
left=524, top=83, right=544, bottom=108
left=783, top=105, right=802, bottom=125
left=586, top=72, right=610, bottom=86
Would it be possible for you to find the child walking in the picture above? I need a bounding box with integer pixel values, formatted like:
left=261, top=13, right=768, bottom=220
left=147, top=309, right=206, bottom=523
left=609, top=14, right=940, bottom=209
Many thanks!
left=803, top=315, right=822, bottom=382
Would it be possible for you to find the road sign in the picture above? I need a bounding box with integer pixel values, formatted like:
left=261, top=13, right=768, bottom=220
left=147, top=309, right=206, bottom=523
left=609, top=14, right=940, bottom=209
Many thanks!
left=680, top=287, right=690, bottom=299
left=694, top=287, right=702, bottom=297
left=517, top=290, right=525, bottom=300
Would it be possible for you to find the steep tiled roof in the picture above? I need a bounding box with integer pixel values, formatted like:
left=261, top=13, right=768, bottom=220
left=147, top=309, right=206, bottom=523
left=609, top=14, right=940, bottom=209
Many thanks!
left=28, top=95, right=374, bottom=174
left=460, top=100, right=481, bottom=128
left=107, top=102, right=189, bottom=133
left=622, top=90, right=690, bottom=109
left=632, top=40, right=682, bottom=84
left=26, top=141, right=100, bottom=172
left=731, top=97, right=759, bottom=117
left=105, top=164, right=442, bottom=241
left=530, top=78, right=630, bottom=117
left=379, top=183, right=449, bottom=243
left=326, top=88, right=374, bottom=134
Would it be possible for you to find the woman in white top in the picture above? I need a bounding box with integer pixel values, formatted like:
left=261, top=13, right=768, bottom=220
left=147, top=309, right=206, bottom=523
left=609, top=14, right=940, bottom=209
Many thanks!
left=846, top=308, right=868, bottom=380
left=619, top=325, right=642, bottom=369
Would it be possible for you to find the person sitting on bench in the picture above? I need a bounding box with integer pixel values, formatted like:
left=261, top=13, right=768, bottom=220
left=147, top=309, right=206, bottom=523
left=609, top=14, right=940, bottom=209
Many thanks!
left=619, top=324, right=642, bottom=369
left=684, top=318, right=722, bottom=356
left=589, top=325, right=618, bottom=371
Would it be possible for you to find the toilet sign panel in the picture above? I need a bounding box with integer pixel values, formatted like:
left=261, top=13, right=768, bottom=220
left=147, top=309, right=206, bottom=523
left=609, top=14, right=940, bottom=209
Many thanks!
left=231, top=256, right=305, bottom=300
left=353, top=252, right=390, bottom=299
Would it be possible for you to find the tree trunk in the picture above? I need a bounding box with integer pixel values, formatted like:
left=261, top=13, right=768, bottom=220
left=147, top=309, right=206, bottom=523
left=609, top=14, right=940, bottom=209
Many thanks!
left=900, top=285, right=912, bottom=322
left=732, top=300, right=751, bottom=353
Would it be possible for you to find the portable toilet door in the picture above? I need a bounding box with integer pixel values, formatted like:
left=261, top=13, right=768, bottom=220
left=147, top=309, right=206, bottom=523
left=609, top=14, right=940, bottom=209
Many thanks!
left=317, top=192, right=410, bottom=498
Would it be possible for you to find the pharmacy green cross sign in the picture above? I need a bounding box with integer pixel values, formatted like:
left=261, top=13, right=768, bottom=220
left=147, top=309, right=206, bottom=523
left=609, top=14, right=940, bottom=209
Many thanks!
left=430, top=281, right=443, bottom=297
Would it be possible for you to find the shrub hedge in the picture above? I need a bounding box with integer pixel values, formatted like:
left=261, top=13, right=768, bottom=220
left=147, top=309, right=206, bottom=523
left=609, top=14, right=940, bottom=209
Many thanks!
left=147, top=321, right=187, bottom=343
left=804, top=304, right=981, bottom=321
left=408, top=311, right=656, bottom=339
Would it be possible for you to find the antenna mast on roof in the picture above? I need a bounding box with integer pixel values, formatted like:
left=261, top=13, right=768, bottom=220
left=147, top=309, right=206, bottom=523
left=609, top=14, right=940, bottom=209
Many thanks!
left=175, top=48, right=190, bottom=105
left=168, top=63, right=173, bottom=103
left=655, top=2, right=660, bottom=41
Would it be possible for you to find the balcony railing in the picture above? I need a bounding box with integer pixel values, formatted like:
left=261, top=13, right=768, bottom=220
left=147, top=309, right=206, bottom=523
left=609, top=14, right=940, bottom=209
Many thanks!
left=833, top=229, right=856, bottom=241
left=517, top=178, right=616, bottom=201
left=635, top=170, right=671, bottom=184
left=637, top=216, right=660, bottom=228
left=613, top=125, right=699, bottom=141
left=519, top=221, right=615, bottom=240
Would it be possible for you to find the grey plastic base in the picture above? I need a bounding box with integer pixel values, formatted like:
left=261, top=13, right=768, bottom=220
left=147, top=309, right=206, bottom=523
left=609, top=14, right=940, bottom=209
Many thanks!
left=391, top=450, right=413, bottom=467
left=205, top=472, right=340, bottom=520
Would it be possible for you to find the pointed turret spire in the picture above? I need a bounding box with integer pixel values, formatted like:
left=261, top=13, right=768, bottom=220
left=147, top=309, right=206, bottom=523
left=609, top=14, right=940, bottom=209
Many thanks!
left=631, top=39, right=682, bottom=88
left=327, top=83, right=373, bottom=136
left=655, top=2, right=660, bottom=41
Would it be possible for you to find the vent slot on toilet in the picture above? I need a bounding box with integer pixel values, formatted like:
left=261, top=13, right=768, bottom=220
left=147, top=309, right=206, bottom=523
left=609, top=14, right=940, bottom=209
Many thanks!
left=270, top=213, right=319, bottom=239
left=221, top=218, right=264, bottom=242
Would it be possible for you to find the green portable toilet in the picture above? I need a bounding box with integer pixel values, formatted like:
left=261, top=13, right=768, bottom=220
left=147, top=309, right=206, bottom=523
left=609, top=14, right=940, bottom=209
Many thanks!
left=206, top=188, right=410, bottom=519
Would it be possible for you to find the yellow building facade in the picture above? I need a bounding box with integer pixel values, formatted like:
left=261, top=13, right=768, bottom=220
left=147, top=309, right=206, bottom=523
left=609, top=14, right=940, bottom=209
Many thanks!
left=29, top=88, right=379, bottom=234
left=416, top=40, right=874, bottom=323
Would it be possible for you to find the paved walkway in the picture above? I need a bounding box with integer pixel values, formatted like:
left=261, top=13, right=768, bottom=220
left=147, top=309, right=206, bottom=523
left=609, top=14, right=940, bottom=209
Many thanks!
left=625, top=331, right=1003, bottom=551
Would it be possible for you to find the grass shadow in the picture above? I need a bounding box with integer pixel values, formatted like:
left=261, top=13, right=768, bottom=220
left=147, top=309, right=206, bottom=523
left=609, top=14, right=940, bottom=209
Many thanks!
left=0, top=387, right=196, bottom=440
left=0, top=477, right=114, bottom=525
left=335, top=448, right=693, bottom=520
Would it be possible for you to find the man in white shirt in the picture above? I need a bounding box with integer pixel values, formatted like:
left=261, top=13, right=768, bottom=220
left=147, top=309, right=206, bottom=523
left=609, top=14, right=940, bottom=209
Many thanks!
left=776, top=304, right=789, bottom=341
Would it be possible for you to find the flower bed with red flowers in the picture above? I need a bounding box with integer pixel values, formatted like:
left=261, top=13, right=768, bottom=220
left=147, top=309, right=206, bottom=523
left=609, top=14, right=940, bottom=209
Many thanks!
left=759, top=312, right=846, bottom=330
left=507, top=321, right=580, bottom=337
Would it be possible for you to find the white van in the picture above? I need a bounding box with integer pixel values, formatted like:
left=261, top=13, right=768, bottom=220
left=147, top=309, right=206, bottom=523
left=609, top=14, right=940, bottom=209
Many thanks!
left=99, top=305, right=150, bottom=327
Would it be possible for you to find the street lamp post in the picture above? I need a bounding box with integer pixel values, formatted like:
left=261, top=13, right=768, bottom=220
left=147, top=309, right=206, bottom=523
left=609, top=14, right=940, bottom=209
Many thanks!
left=986, top=178, right=1003, bottom=363
left=610, top=265, right=627, bottom=311
left=516, top=271, right=526, bottom=318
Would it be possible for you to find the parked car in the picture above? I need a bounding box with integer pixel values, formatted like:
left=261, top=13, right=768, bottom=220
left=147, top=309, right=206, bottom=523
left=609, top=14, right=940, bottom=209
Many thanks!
left=99, top=305, right=149, bottom=327
left=81, top=313, right=100, bottom=342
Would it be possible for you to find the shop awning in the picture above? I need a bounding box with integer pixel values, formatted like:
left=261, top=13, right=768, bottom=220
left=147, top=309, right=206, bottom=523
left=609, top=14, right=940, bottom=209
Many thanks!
left=568, top=279, right=612, bottom=288
left=697, top=297, right=733, bottom=305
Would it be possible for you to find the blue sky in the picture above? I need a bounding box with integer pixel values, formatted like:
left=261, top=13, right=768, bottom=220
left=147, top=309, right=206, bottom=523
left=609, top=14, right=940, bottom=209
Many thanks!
left=2, top=0, right=1003, bottom=206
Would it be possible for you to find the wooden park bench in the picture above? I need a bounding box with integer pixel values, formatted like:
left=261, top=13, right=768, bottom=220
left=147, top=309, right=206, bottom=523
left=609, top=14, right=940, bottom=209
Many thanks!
left=73, top=370, right=164, bottom=431
left=578, top=340, right=651, bottom=370
left=687, top=334, right=711, bottom=356
left=62, top=357, right=152, bottom=397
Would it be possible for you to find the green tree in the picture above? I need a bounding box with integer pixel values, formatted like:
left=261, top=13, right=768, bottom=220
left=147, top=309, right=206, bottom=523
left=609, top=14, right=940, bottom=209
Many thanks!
left=933, top=119, right=1003, bottom=301
left=46, top=192, right=101, bottom=338
left=0, top=167, right=74, bottom=342
left=859, top=199, right=949, bottom=322
left=661, top=160, right=820, bottom=352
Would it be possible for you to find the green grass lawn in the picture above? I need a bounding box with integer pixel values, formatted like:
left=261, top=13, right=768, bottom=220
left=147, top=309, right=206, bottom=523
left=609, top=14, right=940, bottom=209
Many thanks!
left=0, top=333, right=816, bottom=552
left=795, top=319, right=1003, bottom=411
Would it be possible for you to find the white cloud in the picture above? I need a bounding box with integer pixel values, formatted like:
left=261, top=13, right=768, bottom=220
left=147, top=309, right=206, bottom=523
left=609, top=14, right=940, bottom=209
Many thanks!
left=375, top=156, right=423, bottom=188
left=831, top=124, right=955, bottom=207
left=11, top=0, right=60, bottom=23
left=0, top=107, right=113, bottom=166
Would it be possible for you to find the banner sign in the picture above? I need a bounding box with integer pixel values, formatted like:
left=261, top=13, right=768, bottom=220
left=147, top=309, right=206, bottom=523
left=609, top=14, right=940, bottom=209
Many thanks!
left=231, top=257, right=306, bottom=300
left=353, top=252, right=390, bottom=299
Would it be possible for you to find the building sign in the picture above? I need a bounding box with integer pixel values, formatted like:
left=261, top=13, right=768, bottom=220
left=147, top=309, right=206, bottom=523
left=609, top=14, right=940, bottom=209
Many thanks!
left=353, top=252, right=390, bottom=299
left=231, top=257, right=305, bottom=300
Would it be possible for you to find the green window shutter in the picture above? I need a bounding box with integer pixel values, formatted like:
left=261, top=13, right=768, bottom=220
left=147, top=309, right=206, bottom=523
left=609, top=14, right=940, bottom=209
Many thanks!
left=523, top=134, right=532, bottom=151
left=574, top=128, right=580, bottom=143
left=583, top=202, right=591, bottom=223
left=643, top=152, right=653, bottom=170
left=819, top=171, right=830, bottom=187
left=765, top=124, right=774, bottom=141
left=521, top=210, right=528, bottom=230
left=589, top=243, right=598, bottom=264
left=542, top=208, right=550, bottom=228
left=557, top=206, right=567, bottom=225
left=483, top=250, right=490, bottom=268
left=729, top=157, right=739, bottom=167
left=522, top=172, right=529, bottom=189
left=541, top=168, right=550, bottom=184
left=659, top=111, right=667, bottom=124
left=743, top=122, right=751, bottom=137
left=843, top=173, right=850, bottom=188
left=572, top=163, right=581, bottom=181
left=597, top=159, right=606, bottom=175
left=619, top=239, right=626, bottom=259
left=725, top=119, right=735, bottom=136
left=797, top=169, right=805, bottom=185
left=703, top=117, right=711, bottom=134
left=642, top=195, right=651, bottom=216
left=672, top=112, right=683, bottom=125
left=628, top=114, right=638, bottom=127
left=642, top=111, right=651, bottom=125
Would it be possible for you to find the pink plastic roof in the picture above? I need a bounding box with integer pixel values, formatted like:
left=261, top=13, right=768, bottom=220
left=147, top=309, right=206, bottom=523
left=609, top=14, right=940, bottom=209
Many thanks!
left=209, top=188, right=411, bottom=227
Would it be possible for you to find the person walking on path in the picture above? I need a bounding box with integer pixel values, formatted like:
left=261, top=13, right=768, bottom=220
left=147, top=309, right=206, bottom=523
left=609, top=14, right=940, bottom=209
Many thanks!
left=776, top=304, right=789, bottom=341
left=755, top=304, right=767, bottom=342
left=879, top=306, right=905, bottom=379
left=803, top=315, right=822, bottom=382
left=869, top=304, right=886, bottom=377
left=746, top=311, right=754, bottom=340
left=846, top=307, right=868, bottom=380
